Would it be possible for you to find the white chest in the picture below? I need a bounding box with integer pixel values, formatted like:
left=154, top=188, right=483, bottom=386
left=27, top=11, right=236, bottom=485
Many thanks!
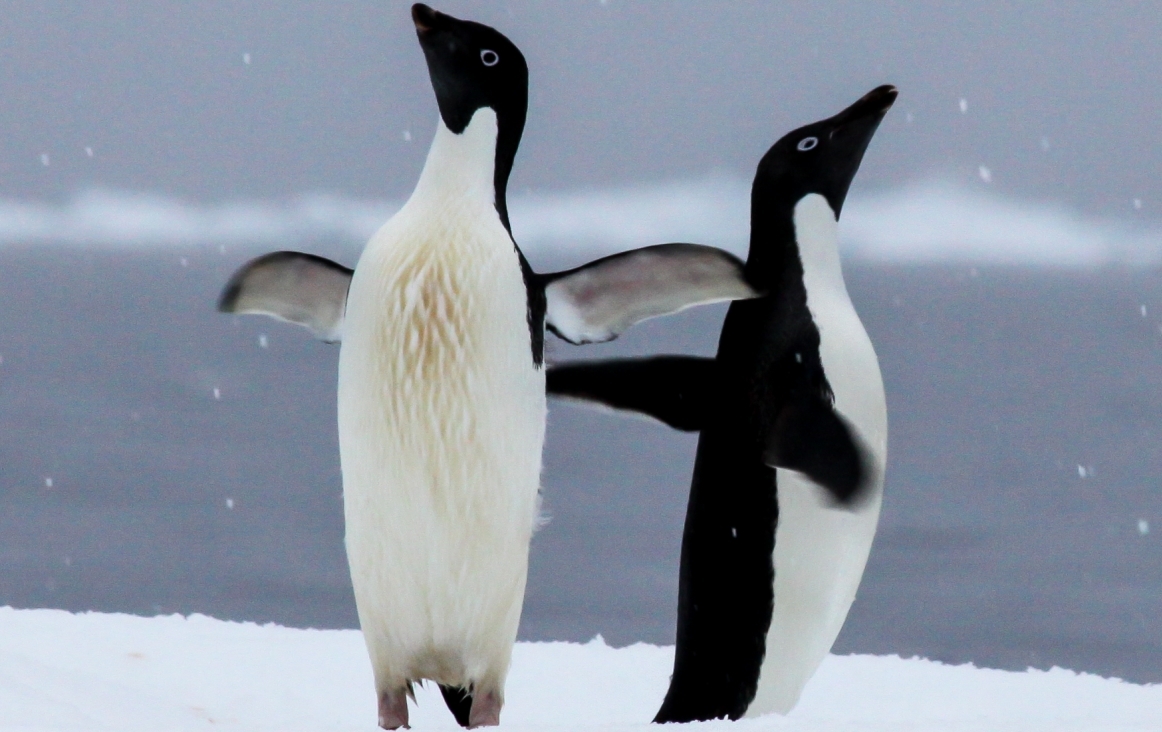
left=337, top=110, right=545, bottom=523
left=334, top=111, right=546, bottom=688
left=793, top=193, right=887, bottom=458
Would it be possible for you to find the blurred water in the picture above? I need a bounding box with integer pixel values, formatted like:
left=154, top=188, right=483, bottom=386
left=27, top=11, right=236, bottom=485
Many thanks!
left=1, top=247, right=1160, bottom=682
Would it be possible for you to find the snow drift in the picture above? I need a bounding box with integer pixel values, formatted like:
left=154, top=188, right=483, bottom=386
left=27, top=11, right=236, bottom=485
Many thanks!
left=1, top=606, right=1159, bottom=731
left=1, top=180, right=1160, bottom=267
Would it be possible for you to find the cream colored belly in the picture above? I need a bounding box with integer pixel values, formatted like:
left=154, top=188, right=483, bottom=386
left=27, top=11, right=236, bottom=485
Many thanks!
left=336, top=219, right=545, bottom=693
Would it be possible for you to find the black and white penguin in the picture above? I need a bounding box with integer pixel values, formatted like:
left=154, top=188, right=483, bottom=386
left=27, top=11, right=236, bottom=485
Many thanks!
left=545, top=85, right=898, bottom=722
left=218, top=5, right=758, bottom=729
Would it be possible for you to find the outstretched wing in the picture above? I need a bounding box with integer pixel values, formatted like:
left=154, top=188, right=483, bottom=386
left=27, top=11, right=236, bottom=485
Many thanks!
left=218, top=251, right=353, bottom=342
left=543, top=243, right=759, bottom=344
left=764, top=393, right=873, bottom=506
left=547, top=356, right=716, bottom=432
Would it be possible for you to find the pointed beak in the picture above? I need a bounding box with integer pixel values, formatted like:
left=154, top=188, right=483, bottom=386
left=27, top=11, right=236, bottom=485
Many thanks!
left=815, top=85, right=897, bottom=215
left=412, top=3, right=440, bottom=36
left=831, top=85, right=898, bottom=131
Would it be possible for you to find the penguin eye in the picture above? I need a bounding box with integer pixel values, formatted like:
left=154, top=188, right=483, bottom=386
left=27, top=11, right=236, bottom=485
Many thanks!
left=797, top=136, right=819, bottom=152
left=480, top=49, right=499, bottom=67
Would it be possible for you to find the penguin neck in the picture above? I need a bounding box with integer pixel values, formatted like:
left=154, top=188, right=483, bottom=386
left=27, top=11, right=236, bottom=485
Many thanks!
left=791, top=194, right=846, bottom=297
left=745, top=190, right=844, bottom=288
left=411, top=107, right=511, bottom=230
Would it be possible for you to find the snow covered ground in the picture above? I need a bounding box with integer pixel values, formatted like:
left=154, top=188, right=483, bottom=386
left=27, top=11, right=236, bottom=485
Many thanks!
left=1, top=607, right=1159, bottom=731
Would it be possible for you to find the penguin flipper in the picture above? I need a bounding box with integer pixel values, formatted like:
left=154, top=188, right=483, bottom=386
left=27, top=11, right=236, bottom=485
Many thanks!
left=218, top=251, right=352, bottom=343
left=764, top=394, right=873, bottom=506
left=547, top=356, right=716, bottom=431
left=543, top=243, right=759, bottom=344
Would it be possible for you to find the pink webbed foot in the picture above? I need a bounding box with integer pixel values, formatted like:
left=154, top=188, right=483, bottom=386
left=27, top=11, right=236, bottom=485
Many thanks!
left=378, top=688, right=410, bottom=730
left=467, top=690, right=502, bottom=728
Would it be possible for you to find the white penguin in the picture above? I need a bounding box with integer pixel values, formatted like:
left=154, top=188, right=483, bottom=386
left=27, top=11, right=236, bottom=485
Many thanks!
left=219, top=5, right=760, bottom=727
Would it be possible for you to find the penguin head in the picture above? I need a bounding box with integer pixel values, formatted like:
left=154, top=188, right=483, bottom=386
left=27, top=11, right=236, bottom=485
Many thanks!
left=757, top=85, right=897, bottom=218
left=412, top=4, right=528, bottom=138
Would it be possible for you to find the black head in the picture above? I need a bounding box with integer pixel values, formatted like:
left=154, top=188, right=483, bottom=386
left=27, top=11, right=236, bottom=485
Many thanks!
left=755, top=85, right=897, bottom=219
left=411, top=4, right=528, bottom=229
left=412, top=4, right=527, bottom=135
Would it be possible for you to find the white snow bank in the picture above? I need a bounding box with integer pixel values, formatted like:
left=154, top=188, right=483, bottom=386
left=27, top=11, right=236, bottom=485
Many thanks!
left=1, top=607, right=1159, bottom=731
left=1, top=180, right=1161, bottom=267
left=841, top=181, right=1162, bottom=267
left=0, top=190, right=393, bottom=249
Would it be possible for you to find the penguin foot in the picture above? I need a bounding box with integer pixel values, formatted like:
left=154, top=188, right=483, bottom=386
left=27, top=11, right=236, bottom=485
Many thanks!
left=467, top=690, right=501, bottom=728
left=378, top=688, right=410, bottom=730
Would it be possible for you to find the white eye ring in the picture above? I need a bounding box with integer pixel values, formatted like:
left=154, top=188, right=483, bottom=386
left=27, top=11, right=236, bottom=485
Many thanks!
left=797, top=136, right=818, bottom=151
left=481, top=49, right=499, bottom=66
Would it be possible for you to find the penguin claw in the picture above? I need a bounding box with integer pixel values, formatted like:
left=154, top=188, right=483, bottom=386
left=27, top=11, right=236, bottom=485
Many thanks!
left=378, top=688, right=410, bottom=730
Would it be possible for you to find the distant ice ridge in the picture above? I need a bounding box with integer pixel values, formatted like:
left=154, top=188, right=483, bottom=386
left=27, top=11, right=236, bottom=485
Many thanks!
left=0, top=189, right=395, bottom=250
left=2, top=179, right=1161, bottom=267
left=510, top=176, right=751, bottom=264
left=1, top=606, right=1160, bottom=731
left=842, top=181, right=1162, bottom=267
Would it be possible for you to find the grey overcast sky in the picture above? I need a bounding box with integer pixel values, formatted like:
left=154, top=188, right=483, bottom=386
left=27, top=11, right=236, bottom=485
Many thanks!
left=1, top=1, right=1159, bottom=216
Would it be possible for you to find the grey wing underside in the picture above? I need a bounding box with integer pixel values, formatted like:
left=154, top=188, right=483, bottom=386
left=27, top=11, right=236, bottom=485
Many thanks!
left=542, top=243, right=760, bottom=344
left=216, top=243, right=759, bottom=346
left=546, top=356, right=873, bottom=506
left=217, top=251, right=353, bottom=342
